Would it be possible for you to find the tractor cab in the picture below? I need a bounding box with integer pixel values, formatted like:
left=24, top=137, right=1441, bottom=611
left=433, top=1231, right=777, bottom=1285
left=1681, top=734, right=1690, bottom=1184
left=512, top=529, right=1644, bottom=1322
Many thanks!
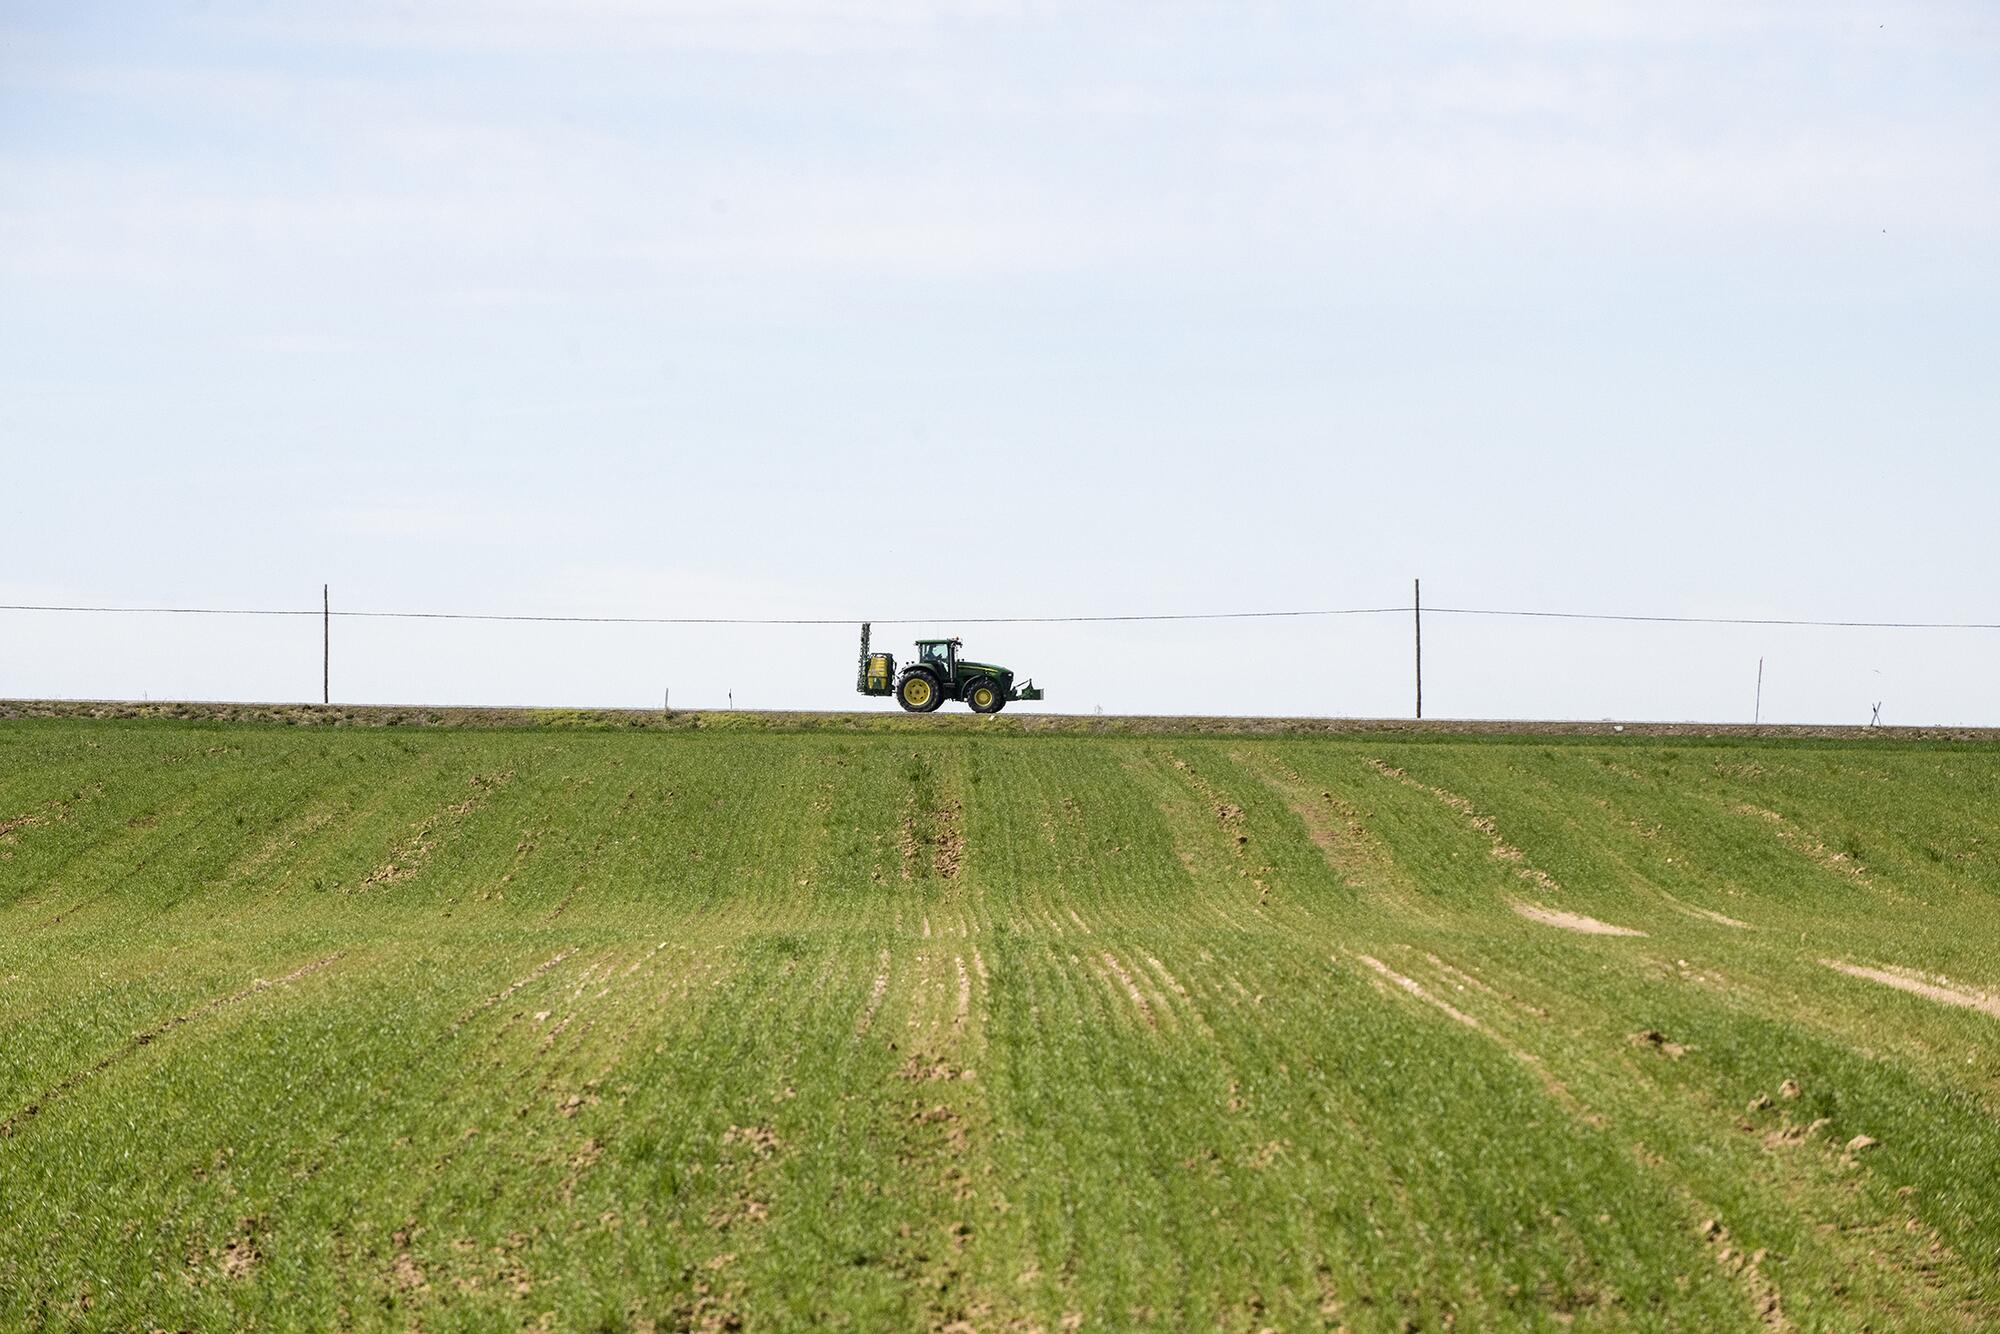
left=914, top=639, right=959, bottom=681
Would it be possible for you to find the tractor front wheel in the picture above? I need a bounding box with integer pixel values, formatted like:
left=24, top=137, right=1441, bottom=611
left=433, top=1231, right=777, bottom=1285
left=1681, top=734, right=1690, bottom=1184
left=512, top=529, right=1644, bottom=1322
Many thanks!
left=965, top=678, right=1005, bottom=714
left=897, top=672, right=943, bottom=713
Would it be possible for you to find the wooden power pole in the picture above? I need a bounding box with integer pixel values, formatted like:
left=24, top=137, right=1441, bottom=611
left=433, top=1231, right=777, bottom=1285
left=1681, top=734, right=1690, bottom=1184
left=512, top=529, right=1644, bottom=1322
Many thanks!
left=323, top=584, right=330, bottom=705
left=1414, top=578, right=1423, bottom=720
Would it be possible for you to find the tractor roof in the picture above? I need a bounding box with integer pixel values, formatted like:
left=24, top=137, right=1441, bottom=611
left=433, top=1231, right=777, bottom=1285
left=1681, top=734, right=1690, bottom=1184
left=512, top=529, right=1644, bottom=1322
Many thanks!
left=914, top=637, right=962, bottom=647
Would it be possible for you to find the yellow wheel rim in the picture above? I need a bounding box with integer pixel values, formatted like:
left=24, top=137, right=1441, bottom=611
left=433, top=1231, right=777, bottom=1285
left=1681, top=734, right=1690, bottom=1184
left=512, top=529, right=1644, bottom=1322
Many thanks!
left=973, top=688, right=993, bottom=708
left=905, top=679, right=932, bottom=706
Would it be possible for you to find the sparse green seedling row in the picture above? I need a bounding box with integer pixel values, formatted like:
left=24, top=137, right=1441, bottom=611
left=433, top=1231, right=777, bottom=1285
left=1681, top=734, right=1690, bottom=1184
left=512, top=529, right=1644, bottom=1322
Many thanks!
left=2, top=720, right=1997, bottom=1330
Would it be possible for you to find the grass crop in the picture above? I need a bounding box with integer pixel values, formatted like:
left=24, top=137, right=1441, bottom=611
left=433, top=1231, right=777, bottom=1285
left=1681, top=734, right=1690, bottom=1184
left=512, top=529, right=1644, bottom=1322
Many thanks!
left=1, top=719, right=1997, bottom=1330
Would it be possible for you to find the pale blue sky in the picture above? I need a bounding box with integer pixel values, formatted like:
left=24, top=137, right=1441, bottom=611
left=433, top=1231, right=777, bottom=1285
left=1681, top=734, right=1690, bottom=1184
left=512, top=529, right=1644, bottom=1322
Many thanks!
left=3, top=2, right=1997, bottom=722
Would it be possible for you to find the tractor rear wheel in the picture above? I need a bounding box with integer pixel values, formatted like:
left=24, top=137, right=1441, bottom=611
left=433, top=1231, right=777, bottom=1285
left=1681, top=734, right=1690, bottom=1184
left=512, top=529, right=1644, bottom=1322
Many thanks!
left=897, top=671, right=943, bottom=713
left=965, top=678, right=1005, bottom=714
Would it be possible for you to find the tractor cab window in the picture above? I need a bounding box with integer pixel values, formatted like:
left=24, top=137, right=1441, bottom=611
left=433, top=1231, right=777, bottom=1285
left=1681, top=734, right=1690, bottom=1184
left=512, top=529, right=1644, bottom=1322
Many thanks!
left=921, top=644, right=948, bottom=664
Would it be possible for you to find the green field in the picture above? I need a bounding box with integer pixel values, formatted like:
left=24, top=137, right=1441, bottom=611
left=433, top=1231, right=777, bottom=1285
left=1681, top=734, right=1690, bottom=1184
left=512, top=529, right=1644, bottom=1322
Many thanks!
left=3, top=717, right=1998, bottom=1330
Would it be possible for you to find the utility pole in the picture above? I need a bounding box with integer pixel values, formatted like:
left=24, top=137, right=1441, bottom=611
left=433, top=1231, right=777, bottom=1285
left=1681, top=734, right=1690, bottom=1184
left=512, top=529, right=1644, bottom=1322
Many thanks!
left=1754, top=657, right=1763, bottom=724
left=322, top=584, right=330, bottom=705
left=1413, top=578, right=1423, bottom=720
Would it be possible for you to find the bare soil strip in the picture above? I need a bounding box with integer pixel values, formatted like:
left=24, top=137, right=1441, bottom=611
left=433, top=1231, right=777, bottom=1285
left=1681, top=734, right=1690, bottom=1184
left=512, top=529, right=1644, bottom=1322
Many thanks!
left=1822, top=960, right=2000, bottom=1019
left=1355, top=954, right=1488, bottom=1033
left=1238, top=752, right=1398, bottom=889
left=0, top=951, right=346, bottom=1139
left=1658, top=893, right=1751, bottom=929
left=1511, top=902, right=1647, bottom=937
left=856, top=950, right=892, bottom=1036
left=1097, top=952, right=1158, bottom=1029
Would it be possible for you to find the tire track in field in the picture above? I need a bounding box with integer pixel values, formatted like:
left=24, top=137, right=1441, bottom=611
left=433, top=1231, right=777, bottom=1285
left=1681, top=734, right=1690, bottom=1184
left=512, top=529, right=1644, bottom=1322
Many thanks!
left=1168, top=755, right=1278, bottom=915
left=1365, top=757, right=1565, bottom=897
left=380, top=942, right=693, bottom=1301
left=1094, top=950, right=1158, bottom=1030
left=0, top=783, right=104, bottom=845
left=1349, top=951, right=1602, bottom=1127
left=358, top=769, right=516, bottom=889
left=1822, top=960, right=2000, bottom=1020
left=1510, top=902, right=1647, bottom=937
left=445, top=949, right=578, bottom=1036
left=1144, top=954, right=1213, bottom=1035
left=1235, top=751, right=1406, bottom=894
left=1127, top=750, right=1278, bottom=934
left=0, top=951, right=346, bottom=1140
left=856, top=949, right=893, bottom=1036
left=217, top=946, right=592, bottom=1298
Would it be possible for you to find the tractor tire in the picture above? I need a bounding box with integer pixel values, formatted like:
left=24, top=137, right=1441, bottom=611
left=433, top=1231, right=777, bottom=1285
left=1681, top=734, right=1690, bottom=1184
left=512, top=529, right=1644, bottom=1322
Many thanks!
left=897, top=671, right=943, bottom=713
left=965, top=678, right=1005, bottom=714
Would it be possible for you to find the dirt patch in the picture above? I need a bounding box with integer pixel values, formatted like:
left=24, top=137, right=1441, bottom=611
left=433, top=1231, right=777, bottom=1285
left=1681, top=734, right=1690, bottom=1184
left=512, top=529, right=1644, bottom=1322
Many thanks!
left=899, top=797, right=964, bottom=882
left=721, top=1124, right=781, bottom=1157
left=0, top=785, right=103, bottom=846
left=899, top=1054, right=976, bottom=1083
left=1511, top=902, right=1646, bottom=937
left=1629, top=1029, right=1691, bottom=1059
left=1821, top=960, right=2000, bottom=1020
left=212, top=1217, right=267, bottom=1281
left=933, top=800, right=964, bottom=879
left=1695, top=1216, right=1784, bottom=1329
left=0, top=812, right=43, bottom=841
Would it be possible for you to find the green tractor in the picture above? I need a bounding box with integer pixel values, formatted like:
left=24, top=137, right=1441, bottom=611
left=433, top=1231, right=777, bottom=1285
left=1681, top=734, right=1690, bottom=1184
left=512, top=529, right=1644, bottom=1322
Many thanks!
left=856, top=623, right=1045, bottom=713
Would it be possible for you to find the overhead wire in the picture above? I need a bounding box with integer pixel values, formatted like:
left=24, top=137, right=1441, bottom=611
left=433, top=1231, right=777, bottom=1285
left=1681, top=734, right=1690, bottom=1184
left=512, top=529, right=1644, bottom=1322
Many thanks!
left=3, top=601, right=1998, bottom=630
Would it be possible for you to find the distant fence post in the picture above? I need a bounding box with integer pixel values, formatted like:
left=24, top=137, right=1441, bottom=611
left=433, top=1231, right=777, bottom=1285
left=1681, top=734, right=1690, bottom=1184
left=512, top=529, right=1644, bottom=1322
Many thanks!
left=1414, top=578, right=1423, bottom=720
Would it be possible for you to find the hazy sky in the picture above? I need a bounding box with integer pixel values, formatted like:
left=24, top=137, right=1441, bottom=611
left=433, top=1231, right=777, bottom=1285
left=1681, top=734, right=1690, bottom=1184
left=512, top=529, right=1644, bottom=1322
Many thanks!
left=3, top=1, right=1997, bottom=722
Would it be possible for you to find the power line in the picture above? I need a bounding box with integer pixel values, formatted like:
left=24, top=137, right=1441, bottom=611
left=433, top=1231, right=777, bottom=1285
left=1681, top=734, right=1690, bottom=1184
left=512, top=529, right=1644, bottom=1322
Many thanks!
left=2, top=600, right=1998, bottom=630
left=1427, top=607, right=2000, bottom=631
left=0, top=603, right=1407, bottom=626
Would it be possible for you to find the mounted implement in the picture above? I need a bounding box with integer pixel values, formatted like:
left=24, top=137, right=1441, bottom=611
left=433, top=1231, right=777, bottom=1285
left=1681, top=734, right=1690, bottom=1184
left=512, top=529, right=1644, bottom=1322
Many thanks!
left=856, top=623, right=1045, bottom=713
